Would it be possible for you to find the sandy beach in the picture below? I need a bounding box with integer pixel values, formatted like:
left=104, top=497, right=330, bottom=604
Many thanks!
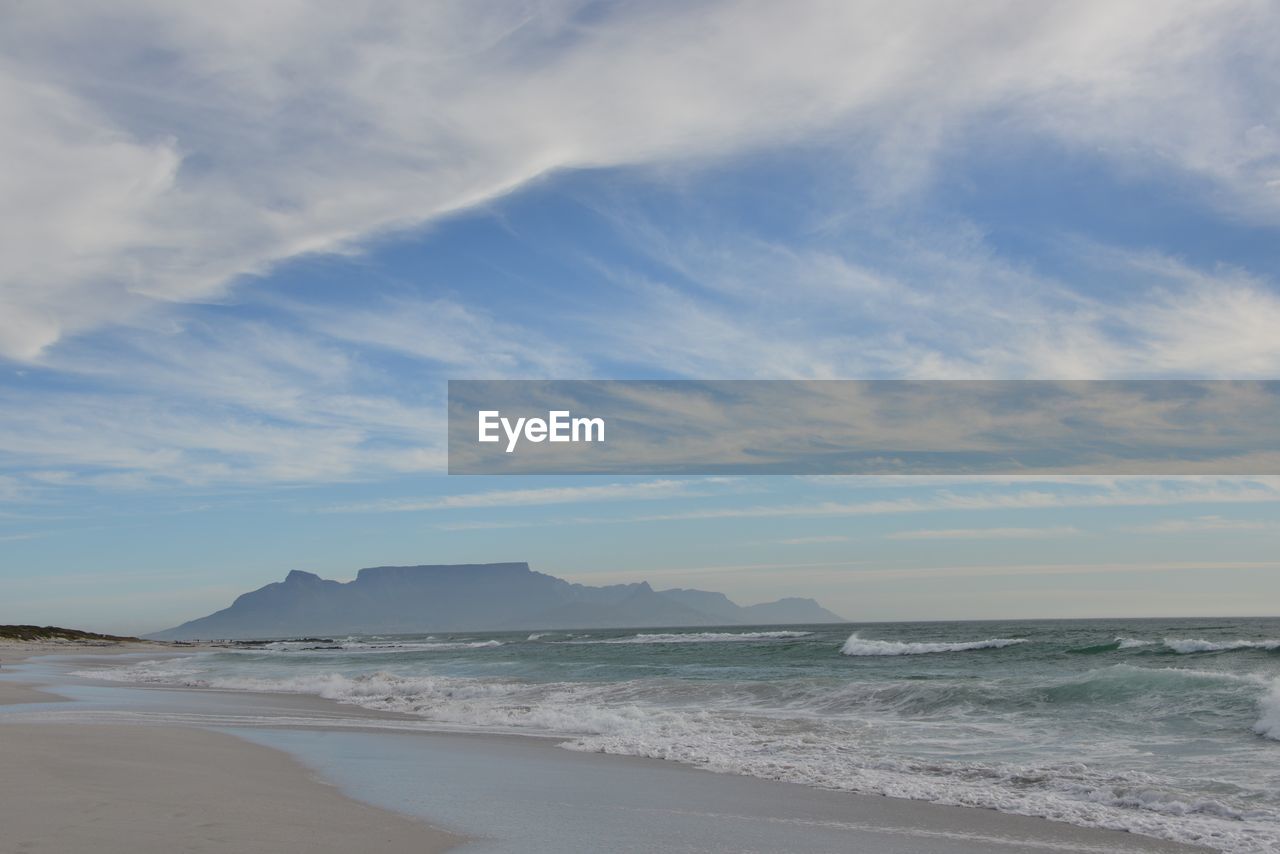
left=0, top=722, right=464, bottom=854
left=1, top=644, right=462, bottom=854
left=0, top=645, right=1216, bottom=854
left=0, top=638, right=164, bottom=664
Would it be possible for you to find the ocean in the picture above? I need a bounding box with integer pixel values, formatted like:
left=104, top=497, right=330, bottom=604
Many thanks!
left=78, top=618, right=1280, bottom=853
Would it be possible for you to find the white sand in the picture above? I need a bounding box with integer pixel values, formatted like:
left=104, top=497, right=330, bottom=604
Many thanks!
left=1, top=648, right=464, bottom=854
left=0, top=721, right=463, bottom=854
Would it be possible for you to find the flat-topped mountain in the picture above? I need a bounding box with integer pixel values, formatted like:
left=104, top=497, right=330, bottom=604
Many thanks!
left=148, top=562, right=844, bottom=640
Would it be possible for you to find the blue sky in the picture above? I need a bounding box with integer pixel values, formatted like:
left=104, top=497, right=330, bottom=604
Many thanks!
left=1, top=1, right=1279, bottom=633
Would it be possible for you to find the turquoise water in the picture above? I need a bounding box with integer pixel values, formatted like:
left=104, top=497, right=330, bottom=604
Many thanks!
left=80, top=618, right=1280, bottom=852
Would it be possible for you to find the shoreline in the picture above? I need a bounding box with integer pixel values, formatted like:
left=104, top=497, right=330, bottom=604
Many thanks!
left=1, top=642, right=465, bottom=854
left=0, top=638, right=211, bottom=674
left=0, top=722, right=465, bottom=854
left=1, top=644, right=1216, bottom=853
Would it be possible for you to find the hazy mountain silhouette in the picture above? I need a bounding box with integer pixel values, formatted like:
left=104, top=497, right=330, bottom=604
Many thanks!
left=149, top=562, right=844, bottom=640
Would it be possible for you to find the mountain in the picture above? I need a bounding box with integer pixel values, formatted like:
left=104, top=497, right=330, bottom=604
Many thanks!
left=148, top=562, right=845, bottom=640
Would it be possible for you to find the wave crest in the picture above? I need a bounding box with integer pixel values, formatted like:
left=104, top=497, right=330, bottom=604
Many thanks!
left=582, top=631, right=812, bottom=645
left=840, top=633, right=1026, bottom=656
left=1255, top=681, right=1280, bottom=741
left=1164, top=638, right=1280, bottom=654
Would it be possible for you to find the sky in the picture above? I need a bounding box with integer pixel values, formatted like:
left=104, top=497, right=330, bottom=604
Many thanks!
left=1, top=0, right=1279, bottom=634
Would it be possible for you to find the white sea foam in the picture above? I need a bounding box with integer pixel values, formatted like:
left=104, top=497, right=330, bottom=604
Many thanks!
left=840, top=633, right=1026, bottom=656
left=335, top=639, right=503, bottom=652
left=434, top=640, right=503, bottom=649
left=72, top=659, right=206, bottom=683
left=1164, top=638, right=1280, bottom=654
left=1255, top=680, right=1280, bottom=741
left=1103, top=664, right=1274, bottom=689
left=1116, top=637, right=1153, bottom=649
left=581, top=630, right=812, bottom=645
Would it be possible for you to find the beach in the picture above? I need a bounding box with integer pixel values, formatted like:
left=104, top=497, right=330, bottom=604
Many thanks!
left=1, top=640, right=1217, bottom=854
left=0, top=648, right=463, bottom=854
left=0, top=722, right=464, bottom=854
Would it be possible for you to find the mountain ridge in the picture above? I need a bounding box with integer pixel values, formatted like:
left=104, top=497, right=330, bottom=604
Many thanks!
left=148, top=562, right=845, bottom=640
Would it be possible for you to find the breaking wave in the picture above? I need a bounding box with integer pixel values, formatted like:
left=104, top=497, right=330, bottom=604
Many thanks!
left=1164, top=638, right=1280, bottom=654
left=841, top=633, right=1026, bottom=656
left=580, top=631, right=812, bottom=645
left=1255, top=680, right=1280, bottom=741
left=1068, top=637, right=1155, bottom=654
left=229, top=639, right=505, bottom=653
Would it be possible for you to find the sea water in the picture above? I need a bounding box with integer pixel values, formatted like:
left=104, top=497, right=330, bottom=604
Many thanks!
left=76, top=618, right=1280, bottom=852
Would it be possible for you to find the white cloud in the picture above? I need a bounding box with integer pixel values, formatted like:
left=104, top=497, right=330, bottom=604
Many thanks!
left=1123, top=514, right=1278, bottom=534
left=406, top=478, right=1280, bottom=530
left=326, top=479, right=699, bottom=513
left=0, top=330, right=446, bottom=488
left=294, top=296, right=587, bottom=377
left=2, top=0, right=1277, bottom=361
left=567, top=558, right=1279, bottom=587
left=2, top=2, right=1278, bottom=493
left=585, top=223, right=1280, bottom=381
left=0, top=531, right=47, bottom=543
left=886, top=526, right=1081, bottom=540
left=623, top=478, right=1280, bottom=523
left=775, top=535, right=852, bottom=545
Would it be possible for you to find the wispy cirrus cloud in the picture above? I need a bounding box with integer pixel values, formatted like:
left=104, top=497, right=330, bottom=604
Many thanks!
left=0, top=531, right=47, bottom=543
left=632, top=483, right=1280, bottom=523
left=409, top=478, right=1280, bottom=531
left=886, top=526, right=1081, bottom=540
left=584, top=224, right=1280, bottom=382
left=0, top=295, right=570, bottom=489
left=324, top=479, right=704, bottom=513
left=775, top=535, right=852, bottom=545
left=1123, top=515, right=1278, bottom=534
left=293, top=296, right=588, bottom=378
left=2, top=0, right=1277, bottom=362
left=567, top=559, right=1280, bottom=587
left=2, top=1, right=1278, bottom=498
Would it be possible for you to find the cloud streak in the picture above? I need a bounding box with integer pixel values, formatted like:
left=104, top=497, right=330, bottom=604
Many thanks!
left=1122, top=515, right=1278, bottom=534
left=1, top=2, right=1277, bottom=495
left=886, top=526, right=1081, bottom=540
left=325, top=479, right=700, bottom=513
left=2, top=0, right=1277, bottom=360
left=414, top=477, right=1280, bottom=531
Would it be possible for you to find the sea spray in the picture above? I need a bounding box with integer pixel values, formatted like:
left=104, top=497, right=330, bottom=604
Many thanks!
left=1255, top=680, right=1280, bottom=741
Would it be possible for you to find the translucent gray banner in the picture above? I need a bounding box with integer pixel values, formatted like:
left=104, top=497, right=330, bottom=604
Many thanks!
left=447, top=380, right=1280, bottom=475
